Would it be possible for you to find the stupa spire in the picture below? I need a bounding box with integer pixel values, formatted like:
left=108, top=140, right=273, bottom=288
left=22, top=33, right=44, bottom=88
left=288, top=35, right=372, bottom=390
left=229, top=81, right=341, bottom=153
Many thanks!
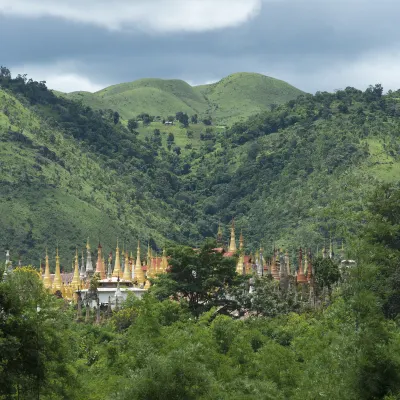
left=107, top=252, right=112, bottom=279
left=228, top=218, right=237, bottom=252
left=112, top=239, right=121, bottom=277
left=217, top=223, right=223, bottom=245
left=85, top=238, right=94, bottom=277
left=285, top=250, right=290, bottom=275
left=80, top=249, right=86, bottom=279
left=95, top=243, right=105, bottom=279
left=71, top=248, right=80, bottom=290
left=307, top=248, right=313, bottom=282
left=123, top=251, right=131, bottom=281
left=161, top=248, right=168, bottom=272
left=53, top=247, right=62, bottom=292
left=43, top=248, right=52, bottom=289
left=134, top=241, right=145, bottom=285
left=297, top=247, right=307, bottom=284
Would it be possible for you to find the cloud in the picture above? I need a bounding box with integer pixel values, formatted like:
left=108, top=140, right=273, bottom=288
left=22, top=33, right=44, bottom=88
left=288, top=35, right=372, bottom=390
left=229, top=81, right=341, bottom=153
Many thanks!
left=0, top=0, right=262, bottom=32
left=10, top=61, right=106, bottom=92
left=3, top=0, right=400, bottom=94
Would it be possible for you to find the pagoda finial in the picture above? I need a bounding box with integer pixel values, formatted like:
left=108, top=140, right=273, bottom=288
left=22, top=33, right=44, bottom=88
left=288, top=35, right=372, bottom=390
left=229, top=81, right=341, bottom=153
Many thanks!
left=53, top=248, right=62, bottom=292
left=228, top=218, right=237, bottom=252
left=43, top=249, right=52, bottom=289
left=123, top=250, right=131, bottom=281
left=134, top=241, right=145, bottom=285
left=329, top=238, right=334, bottom=259
left=95, top=242, right=105, bottom=279
left=112, top=241, right=121, bottom=277
left=85, top=239, right=94, bottom=277
left=239, top=230, right=244, bottom=250
left=71, top=249, right=80, bottom=291
left=297, top=247, right=307, bottom=284
left=161, top=248, right=168, bottom=272
left=217, top=222, right=223, bottom=245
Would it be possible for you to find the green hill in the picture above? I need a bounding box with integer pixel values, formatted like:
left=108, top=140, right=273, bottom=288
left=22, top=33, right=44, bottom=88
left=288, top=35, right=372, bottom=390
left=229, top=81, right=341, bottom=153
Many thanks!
left=195, top=72, right=304, bottom=124
left=60, top=72, right=305, bottom=126
left=0, top=74, right=200, bottom=265
left=1, top=69, right=400, bottom=266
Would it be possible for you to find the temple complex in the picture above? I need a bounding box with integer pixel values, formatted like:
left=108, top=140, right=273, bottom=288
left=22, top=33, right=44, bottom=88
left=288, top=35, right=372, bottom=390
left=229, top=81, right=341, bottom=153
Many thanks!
left=3, top=220, right=342, bottom=313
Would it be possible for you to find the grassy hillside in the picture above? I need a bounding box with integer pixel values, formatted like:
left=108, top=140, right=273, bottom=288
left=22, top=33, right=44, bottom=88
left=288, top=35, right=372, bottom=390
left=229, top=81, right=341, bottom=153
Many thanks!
left=0, top=75, right=200, bottom=266
left=195, top=72, right=305, bottom=124
left=180, top=85, right=400, bottom=254
left=2, top=68, right=400, bottom=266
left=60, top=72, right=304, bottom=126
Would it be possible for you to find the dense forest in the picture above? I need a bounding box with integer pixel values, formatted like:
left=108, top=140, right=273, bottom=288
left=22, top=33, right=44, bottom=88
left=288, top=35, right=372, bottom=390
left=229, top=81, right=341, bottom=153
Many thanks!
left=2, top=184, right=400, bottom=399
left=2, top=67, right=400, bottom=266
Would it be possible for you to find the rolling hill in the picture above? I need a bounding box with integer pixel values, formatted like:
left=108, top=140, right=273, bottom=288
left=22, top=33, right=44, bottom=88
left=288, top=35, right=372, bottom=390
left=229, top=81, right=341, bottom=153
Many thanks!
left=60, top=72, right=305, bottom=126
left=1, top=69, right=399, bottom=267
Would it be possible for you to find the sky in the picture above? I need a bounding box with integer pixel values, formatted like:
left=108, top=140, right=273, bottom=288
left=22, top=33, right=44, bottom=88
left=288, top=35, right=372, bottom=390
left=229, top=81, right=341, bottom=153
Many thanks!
left=1, top=0, right=400, bottom=93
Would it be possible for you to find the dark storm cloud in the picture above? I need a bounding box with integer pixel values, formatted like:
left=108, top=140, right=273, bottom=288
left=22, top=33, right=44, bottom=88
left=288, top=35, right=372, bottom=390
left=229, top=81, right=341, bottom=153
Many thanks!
left=1, top=0, right=400, bottom=92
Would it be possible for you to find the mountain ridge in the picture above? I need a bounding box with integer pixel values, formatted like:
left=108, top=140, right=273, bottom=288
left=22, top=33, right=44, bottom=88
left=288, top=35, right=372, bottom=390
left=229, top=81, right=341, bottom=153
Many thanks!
left=1, top=68, right=397, bottom=266
left=59, top=72, right=305, bottom=125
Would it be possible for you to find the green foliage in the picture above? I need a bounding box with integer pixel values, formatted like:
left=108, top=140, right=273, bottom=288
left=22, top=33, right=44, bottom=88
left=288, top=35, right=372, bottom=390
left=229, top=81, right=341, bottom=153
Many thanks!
left=313, top=257, right=341, bottom=291
left=0, top=268, right=81, bottom=399
left=150, top=240, right=239, bottom=316
left=60, top=72, right=304, bottom=126
left=127, top=118, right=138, bottom=132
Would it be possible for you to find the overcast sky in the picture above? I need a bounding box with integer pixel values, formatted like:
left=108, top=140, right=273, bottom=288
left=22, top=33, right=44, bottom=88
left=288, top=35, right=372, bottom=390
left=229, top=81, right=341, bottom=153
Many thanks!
left=1, top=0, right=400, bottom=93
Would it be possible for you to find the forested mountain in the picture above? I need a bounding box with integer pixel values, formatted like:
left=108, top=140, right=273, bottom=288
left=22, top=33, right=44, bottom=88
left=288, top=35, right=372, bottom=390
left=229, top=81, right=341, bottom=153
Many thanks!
left=59, top=72, right=304, bottom=125
left=1, top=67, right=400, bottom=266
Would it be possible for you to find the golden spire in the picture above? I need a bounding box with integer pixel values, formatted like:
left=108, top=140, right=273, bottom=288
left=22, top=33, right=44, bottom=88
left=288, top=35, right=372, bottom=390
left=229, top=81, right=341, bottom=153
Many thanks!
left=147, top=242, right=151, bottom=266
left=297, top=247, right=307, bottom=284
left=95, top=243, right=105, bottom=279
left=304, top=251, right=308, bottom=275
left=161, top=248, right=168, bottom=272
left=285, top=250, right=290, bottom=275
left=228, top=218, right=237, bottom=252
left=134, top=241, right=145, bottom=285
left=135, top=240, right=141, bottom=268
left=123, top=251, right=131, bottom=281
left=86, top=237, right=90, bottom=250
left=112, top=240, right=121, bottom=277
left=71, top=249, right=80, bottom=290
left=53, top=247, right=62, bottom=292
left=239, top=230, right=244, bottom=250
left=43, top=248, right=52, bottom=289
left=217, top=222, right=223, bottom=245
left=61, top=281, right=66, bottom=298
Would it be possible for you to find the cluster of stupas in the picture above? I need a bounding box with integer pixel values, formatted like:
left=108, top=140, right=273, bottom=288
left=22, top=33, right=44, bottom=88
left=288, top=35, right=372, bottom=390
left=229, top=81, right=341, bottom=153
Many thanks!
left=2, top=239, right=169, bottom=304
left=220, top=220, right=336, bottom=285
left=3, top=220, right=341, bottom=309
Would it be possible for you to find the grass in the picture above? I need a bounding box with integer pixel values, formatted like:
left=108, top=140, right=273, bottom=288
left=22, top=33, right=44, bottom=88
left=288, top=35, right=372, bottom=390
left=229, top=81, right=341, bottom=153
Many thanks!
left=134, top=121, right=226, bottom=150
left=58, top=72, right=304, bottom=126
left=363, top=138, right=400, bottom=182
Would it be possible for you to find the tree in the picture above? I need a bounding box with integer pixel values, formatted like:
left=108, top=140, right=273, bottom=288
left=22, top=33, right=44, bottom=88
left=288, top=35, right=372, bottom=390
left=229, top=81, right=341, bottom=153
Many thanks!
left=150, top=240, right=238, bottom=316
left=113, top=111, right=120, bottom=125
left=173, top=146, right=181, bottom=156
left=127, top=119, right=138, bottom=132
left=313, top=256, right=340, bottom=293
left=143, top=114, right=151, bottom=125
left=0, top=267, right=81, bottom=399
left=191, top=114, right=198, bottom=124
left=203, top=117, right=212, bottom=126
left=167, top=132, right=175, bottom=146
left=0, top=65, right=11, bottom=79
left=176, top=111, right=189, bottom=127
